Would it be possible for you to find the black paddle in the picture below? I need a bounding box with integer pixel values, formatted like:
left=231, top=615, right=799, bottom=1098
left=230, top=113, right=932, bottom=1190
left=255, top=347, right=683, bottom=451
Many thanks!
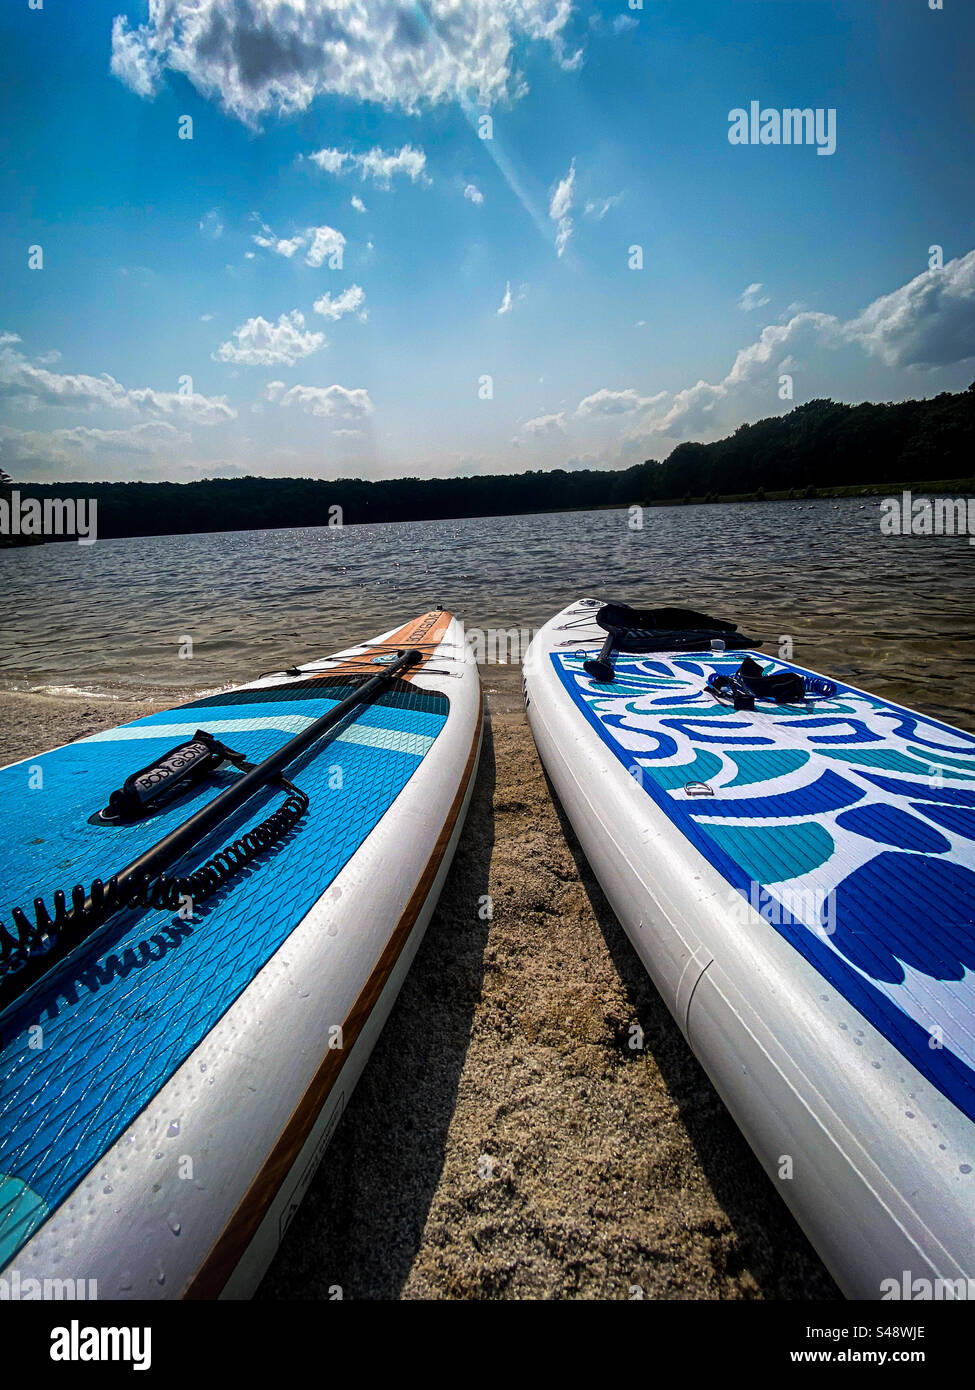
left=0, top=646, right=424, bottom=1013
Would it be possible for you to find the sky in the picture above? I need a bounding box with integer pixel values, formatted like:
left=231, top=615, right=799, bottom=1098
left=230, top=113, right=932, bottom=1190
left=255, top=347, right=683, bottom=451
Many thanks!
left=0, top=0, right=973, bottom=485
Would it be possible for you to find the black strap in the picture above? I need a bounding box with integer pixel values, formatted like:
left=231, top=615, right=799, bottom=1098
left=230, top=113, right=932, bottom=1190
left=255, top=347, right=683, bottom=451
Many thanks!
left=99, top=730, right=254, bottom=823
left=707, top=657, right=806, bottom=711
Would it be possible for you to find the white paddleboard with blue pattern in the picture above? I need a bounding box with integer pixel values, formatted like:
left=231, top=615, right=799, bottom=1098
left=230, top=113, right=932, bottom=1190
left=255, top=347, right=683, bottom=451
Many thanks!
left=524, top=598, right=975, bottom=1298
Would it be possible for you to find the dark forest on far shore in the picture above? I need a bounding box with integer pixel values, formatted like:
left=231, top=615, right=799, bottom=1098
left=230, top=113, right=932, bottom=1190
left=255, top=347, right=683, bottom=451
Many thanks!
left=2, top=388, right=973, bottom=545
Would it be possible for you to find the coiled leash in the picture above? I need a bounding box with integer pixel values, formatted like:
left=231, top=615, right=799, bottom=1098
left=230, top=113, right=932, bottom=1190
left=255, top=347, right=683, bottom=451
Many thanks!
left=706, top=655, right=837, bottom=711
left=0, top=645, right=424, bottom=1013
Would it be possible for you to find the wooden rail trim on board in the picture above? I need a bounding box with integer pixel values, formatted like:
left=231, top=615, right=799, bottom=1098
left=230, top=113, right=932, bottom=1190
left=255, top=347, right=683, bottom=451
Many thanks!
left=183, top=621, right=480, bottom=1299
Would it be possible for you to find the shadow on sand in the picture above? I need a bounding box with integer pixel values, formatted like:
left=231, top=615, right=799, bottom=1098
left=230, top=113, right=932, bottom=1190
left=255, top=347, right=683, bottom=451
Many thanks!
left=543, top=772, right=841, bottom=1302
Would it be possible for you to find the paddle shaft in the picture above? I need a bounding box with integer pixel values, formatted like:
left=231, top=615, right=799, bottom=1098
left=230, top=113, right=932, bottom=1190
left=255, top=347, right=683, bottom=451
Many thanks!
left=0, top=645, right=426, bottom=1016
left=104, top=647, right=424, bottom=906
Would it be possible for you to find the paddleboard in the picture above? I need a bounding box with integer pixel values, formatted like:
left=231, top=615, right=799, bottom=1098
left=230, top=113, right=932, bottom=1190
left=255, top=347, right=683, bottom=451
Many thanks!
left=524, top=597, right=975, bottom=1299
left=0, top=608, right=481, bottom=1298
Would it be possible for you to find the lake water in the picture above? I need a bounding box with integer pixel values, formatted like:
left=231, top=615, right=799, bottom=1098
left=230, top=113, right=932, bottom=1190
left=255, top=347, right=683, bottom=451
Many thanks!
left=1, top=499, right=973, bottom=727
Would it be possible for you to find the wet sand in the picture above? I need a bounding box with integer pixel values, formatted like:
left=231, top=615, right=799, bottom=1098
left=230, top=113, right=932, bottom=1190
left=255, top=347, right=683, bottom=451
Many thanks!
left=0, top=687, right=839, bottom=1300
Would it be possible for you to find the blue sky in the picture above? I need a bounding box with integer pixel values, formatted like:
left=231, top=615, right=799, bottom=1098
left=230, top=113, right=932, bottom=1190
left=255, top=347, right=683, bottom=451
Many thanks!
left=1, top=0, right=973, bottom=483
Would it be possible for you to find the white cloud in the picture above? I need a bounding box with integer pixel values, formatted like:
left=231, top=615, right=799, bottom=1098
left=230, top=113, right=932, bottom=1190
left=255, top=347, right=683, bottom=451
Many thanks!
left=109, top=13, right=160, bottom=98
left=214, top=311, right=325, bottom=366
left=265, top=380, right=373, bottom=418
left=464, top=182, right=484, bottom=205
left=0, top=335, right=235, bottom=424
left=248, top=221, right=345, bottom=268
left=549, top=160, right=575, bottom=222
left=110, top=1, right=575, bottom=124
left=607, top=255, right=975, bottom=452
left=199, top=208, right=224, bottom=239
left=843, top=249, right=975, bottom=368
left=549, top=159, right=576, bottom=257
left=350, top=195, right=367, bottom=213
left=739, top=281, right=771, bottom=312
left=576, top=387, right=664, bottom=417
left=308, top=144, right=428, bottom=187
left=497, top=282, right=513, bottom=316
left=304, top=225, right=346, bottom=268
left=312, top=285, right=366, bottom=320
left=253, top=227, right=305, bottom=258
left=583, top=193, right=621, bottom=220
left=522, top=412, right=566, bottom=436
left=200, top=313, right=214, bottom=322
left=638, top=312, right=840, bottom=438
left=0, top=421, right=188, bottom=470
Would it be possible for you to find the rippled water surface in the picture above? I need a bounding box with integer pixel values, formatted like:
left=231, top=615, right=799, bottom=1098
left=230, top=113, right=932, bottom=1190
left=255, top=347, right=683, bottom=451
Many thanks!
left=1, top=500, right=973, bottom=727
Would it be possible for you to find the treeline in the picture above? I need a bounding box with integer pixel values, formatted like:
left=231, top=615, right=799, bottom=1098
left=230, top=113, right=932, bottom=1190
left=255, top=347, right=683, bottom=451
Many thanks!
left=2, top=389, right=972, bottom=544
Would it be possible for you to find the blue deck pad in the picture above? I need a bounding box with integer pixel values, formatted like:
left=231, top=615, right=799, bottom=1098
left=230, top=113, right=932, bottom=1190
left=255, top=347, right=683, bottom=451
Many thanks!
left=0, top=680, right=448, bottom=1266
left=552, top=650, right=975, bottom=1126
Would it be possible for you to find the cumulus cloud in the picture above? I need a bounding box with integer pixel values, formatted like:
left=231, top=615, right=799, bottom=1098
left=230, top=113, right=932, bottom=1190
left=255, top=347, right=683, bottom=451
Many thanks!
left=576, top=387, right=664, bottom=417
left=252, top=226, right=304, bottom=258
left=522, top=412, right=566, bottom=436
left=109, top=13, right=160, bottom=98
left=638, top=312, right=840, bottom=438
left=304, top=225, right=346, bottom=268
left=250, top=222, right=346, bottom=267
left=308, top=144, right=428, bottom=187
left=350, top=195, right=367, bottom=213
left=265, top=380, right=373, bottom=418
left=598, top=254, right=975, bottom=453
left=843, top=249, right=975, bottom=368
left=110, top=1, right=576, bottom=124
left=214, top=311, right=325, bottom=366
left=0, top=334, right=235, bottom=424
left=738, top=281, right=770, bottom=312
left=0, top=422, right=188, bottom=473
left=464, top=182, right=484, bottom=205
left=549, top=159, right=575, bottom=257
left=312, top=285, right=367, bottom=320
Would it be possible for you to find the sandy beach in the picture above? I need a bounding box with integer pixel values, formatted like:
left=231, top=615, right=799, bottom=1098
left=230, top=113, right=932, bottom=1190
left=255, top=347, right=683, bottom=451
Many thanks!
left=0, top=687, right=838, bottom=1300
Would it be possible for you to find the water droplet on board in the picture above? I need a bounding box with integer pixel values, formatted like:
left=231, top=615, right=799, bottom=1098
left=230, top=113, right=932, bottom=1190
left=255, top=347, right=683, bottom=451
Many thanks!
left=905, top=1112, right=915, bottom=1119
left=168, top=1213, right=181, bottom=1235
left=167, top=1120, right=180, bottom=1137
left=119, top=1272, right=133, bottom=1292
left=199, top=1062, right=207, bottom=1073
left=961, top=1164, right=972, bottom=1175
left=103, top=1184, right=113, bottom=1195
left=157, top=1271, right=166, bottom=1286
